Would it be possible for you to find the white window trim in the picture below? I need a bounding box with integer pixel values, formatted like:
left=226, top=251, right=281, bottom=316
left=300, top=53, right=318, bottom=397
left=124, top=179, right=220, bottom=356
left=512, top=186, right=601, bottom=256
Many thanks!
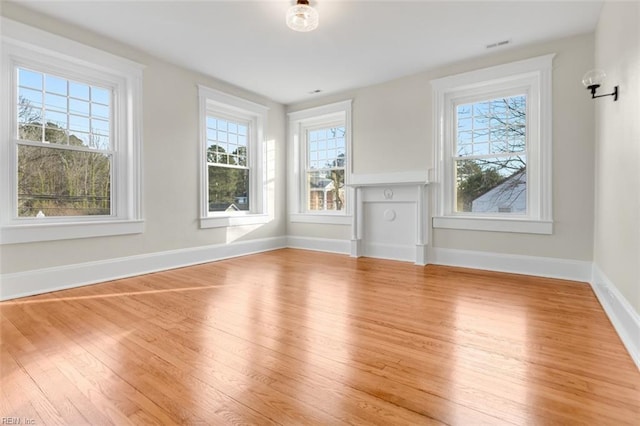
left=0, top=18, right=144, bottom=244
left=198, top=85, right=269, bottom=229
left=431, top=54, right=554, bottom=235
left=288, top=100, right=353, bottom=225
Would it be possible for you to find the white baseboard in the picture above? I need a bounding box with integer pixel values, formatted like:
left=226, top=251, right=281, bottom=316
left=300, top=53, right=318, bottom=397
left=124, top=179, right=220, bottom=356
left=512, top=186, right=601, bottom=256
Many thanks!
left=427, top=247, right=592, bottom=282
left=0, top=236, right=287, bottom=301
left=591, top=264, right=640, bottom=370
left=362, top=241, right=415, bottom=263
left=285, top=236, right=350, bottom=255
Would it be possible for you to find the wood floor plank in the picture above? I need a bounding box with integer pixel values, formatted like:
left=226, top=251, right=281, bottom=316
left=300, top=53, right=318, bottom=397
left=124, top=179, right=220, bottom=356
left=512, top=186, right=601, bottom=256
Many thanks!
left=2, top=249, right=639, bottom=425
left=45, top=297, right=271, bottom=425
left=104, top=273, right=510, bottom=423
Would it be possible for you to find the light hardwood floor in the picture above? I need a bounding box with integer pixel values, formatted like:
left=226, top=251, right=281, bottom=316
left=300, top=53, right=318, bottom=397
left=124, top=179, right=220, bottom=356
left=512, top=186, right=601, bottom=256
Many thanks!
left=1, top=249, right=638, bottom=425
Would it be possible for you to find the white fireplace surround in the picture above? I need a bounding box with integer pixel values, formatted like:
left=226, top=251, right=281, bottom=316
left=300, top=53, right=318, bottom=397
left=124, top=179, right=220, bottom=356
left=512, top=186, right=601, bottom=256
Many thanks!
left=349, top=171, right=431, bottom=265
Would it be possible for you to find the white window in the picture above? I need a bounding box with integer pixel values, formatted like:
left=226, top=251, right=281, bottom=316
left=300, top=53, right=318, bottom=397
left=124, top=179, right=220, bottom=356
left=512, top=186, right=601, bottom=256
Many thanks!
left=288, top=100, right=352, bottom=225
left=198, top=86, right=269, bottom=229
left=431, top=55, right=554, bottom=234
left=306, top=125, right=346, bottom=212
left=1, top=18, right=143, bottom=244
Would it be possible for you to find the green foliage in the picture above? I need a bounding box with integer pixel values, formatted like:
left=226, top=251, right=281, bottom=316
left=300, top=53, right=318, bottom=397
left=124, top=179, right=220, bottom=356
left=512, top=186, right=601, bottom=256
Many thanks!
left=456, top=161, right=503, bottom=212
left=207, top=144, right=249, bottom=211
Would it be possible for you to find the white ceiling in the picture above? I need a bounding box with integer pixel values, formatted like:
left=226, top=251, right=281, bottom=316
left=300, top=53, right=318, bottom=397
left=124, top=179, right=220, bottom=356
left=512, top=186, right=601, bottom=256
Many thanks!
left=9, top=0, right=603, bottom=105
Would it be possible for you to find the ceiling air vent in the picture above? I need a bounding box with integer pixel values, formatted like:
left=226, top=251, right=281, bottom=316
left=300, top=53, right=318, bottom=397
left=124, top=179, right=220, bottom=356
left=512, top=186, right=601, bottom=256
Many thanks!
left=486, top=39, right=511, bottom=49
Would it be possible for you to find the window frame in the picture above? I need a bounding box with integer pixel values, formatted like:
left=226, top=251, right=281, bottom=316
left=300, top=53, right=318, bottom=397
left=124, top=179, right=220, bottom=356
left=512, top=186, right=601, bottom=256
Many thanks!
left=288, top=100, right=352, bottom=225
left=205, top=111, right=252, bottom=214
left=302, top=119, right=347, bottom=213
left=452, top=89, right=529, bottom=215
left=431, top=54, right=554, bottom=234
left=198, top=85, right=269, bottom=229
left=0, top=18, right=144, bottom=244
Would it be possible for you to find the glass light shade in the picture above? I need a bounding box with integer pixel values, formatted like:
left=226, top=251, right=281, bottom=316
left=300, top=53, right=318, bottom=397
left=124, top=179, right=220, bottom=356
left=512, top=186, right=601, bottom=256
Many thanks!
left=286, top=4, right=319, bottom=32
left=582, top=69, right=606, bottom=87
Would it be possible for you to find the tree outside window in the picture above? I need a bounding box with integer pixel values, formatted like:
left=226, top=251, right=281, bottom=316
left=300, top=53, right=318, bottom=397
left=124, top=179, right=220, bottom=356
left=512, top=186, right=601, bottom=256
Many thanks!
left=306, top=126, right=346, bottom=212
left=455, top=95, right=527, bottom=214
left=16, top=68, right=112, bottom=218
left=206, top=116, right=250, bottom=213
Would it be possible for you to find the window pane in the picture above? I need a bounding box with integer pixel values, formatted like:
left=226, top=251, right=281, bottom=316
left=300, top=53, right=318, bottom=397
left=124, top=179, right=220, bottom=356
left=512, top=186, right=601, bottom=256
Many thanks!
left=91, top=86, right=109, bottom=104
left=44, top=121, right=69, bottom=145
left=234, top=146, right=247, bottom=166
left=473, top=102, right=491, bottom=117
left=473, top=115, right=489, bottom=129
left=18, top=68, right=43, bottom=90
left=69, top=98, right=90, bottom=116
left=207, top=144, right=226, bottom=163
left=69, top=131, right=91, bottom=148
left=457, top=95, right=526, bottom=159
left=455, top=156, right=526, bottom=214
left=91, top=118, right=110, bottom=135
left=69, top=81, right=89, bottom=100
left=473, top=143, right=489, bottom=155
left=46, top=75, right=67, bottom=95
left=457, top=104, right=472, bottom=119
left=95, top=102, right=112, bottom=121
left=70, top=115, right=90, bottom=133
left=45, top=110, right=68, bottom=129
left=458, top=118, right=472, bottom=131
left=18, top=145, right=111, bottom=217
left=19, top=87, right=43, bottom=109
left=19, top=124, right=43, bottom=142
left=208, top=166, right=249, bottom=212
left=307, top=126, right=346, bottom=169
left=16, top=68, right=111, bottom=152
left=490, top=99, right=509, bottom=118
left=89, top=135, right=110, bottom=151
left=472, top=129, right=489, bottom=143
left=306, top=169, right=345, bottom=212
left=45, top=93, right=67, bottom=112
left=207, top=115, right=249, bottom=166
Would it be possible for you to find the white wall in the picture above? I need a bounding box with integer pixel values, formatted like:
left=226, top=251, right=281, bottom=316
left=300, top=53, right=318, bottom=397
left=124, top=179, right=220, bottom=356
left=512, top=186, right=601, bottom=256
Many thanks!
left=593, top=1, right=640, bottom=315
left=0, top=4, right=287, bottom=275
left=288, top=33, right=596, bottom=262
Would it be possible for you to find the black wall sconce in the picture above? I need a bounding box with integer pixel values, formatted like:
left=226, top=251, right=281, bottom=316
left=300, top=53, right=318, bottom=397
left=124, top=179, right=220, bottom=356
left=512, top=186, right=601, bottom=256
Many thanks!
left=582, top=69, right=618, bottom=101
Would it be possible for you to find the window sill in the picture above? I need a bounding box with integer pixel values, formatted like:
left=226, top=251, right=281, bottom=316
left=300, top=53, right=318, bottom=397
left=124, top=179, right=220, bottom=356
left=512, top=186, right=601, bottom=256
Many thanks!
left=433, top=216, right=553, bottom=235
left=289, top=213, right=352, bottom=225
left=1, top=219, right=145, bottom=245
left=200, top=214, right=270, bottom=229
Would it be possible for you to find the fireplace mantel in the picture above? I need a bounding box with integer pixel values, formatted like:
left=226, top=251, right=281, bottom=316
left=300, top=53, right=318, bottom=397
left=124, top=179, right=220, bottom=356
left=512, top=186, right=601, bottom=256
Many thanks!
left=348, top=170, right=431, bottom=188
left=348, top=171, right=431, bottom=265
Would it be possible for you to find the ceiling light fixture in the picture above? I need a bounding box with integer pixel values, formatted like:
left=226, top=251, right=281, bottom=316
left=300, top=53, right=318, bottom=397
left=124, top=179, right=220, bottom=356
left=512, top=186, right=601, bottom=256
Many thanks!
left=286, top=0, right=319, bottom=32
left=582, top=69, right=618, bottom=101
